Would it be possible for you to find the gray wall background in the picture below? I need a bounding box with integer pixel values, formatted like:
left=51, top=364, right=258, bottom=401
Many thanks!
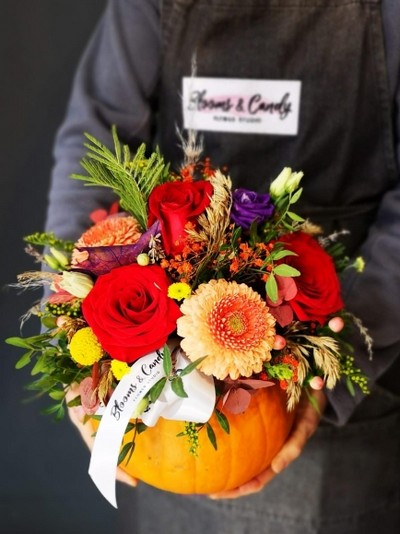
left=0, top=2, right=136, bottom=531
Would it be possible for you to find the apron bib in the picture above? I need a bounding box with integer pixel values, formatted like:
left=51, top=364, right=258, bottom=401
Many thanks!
left=158, top=0, right=397, bottom=255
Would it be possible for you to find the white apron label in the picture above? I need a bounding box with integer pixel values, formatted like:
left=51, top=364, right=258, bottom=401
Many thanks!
left=182, top=77, right=301, bottom=135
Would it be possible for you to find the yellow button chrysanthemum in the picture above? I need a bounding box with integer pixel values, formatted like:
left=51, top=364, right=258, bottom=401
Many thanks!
left=110, top=360, right=131, bottom=381
left=167, top=282, right=192, bottom=301
left=69, top=327, right=104, bottom=366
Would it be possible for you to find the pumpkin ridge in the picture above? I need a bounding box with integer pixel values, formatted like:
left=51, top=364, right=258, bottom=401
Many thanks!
left=220, top=409, right=234, bottom=491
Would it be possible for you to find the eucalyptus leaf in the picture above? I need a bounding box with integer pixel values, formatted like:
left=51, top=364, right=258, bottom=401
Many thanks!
left=88, top=414, right=102, bottom=421
left=15, top=351, right=33, bottom=369
left=215, top=410, right=230, bottom=434
left=305, top=387, right=321, bottom=415
left=179, top=356, right=208, bottom=377
left=163, top=345, right=172, bottom=376
left=22, top=334, right=52, bottom=347
left=31, top=356, right=48, bottom=376
left=287, top=211, right=305, bottom=222
left=231, top=226, right=242, bottom=244
left=5, top=337, right=32, bottom=349
left=55, top=405, right=66, bottom=421
left=67, top=395, right=82, bottom=408
left=171, top=376, right=188, bottom=398
left=118, top=442, right=134, bottom=466
left=266, top=273, right=278, bottom=303
left=346, top=376, right=356, bottom=397
left=270, top=249, right=298, bottom=261
left=289, top=187, right=303, bottom=205
left=41, top=404, right=61, bottom=416
left=25, top=375, right=58, bottom=391
left=48, top=390, right=65, bottom=401
left=206, top=422, right=217, bottom=450
left=249, top=219, right=260, bottom=245
left=273, top=264, right=301, bottom=277
left=135, top=422, right=148, bottom=434
left=149, top=377, right=167, bottom=403
left=125, top=422, right=136, bottom=434
left=41, top=315, right=58, bottom=329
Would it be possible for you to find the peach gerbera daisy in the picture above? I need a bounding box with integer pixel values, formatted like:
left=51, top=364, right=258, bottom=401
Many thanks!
left=72, top=215, right=141, bottom=265
left=177, top=279, right=276, bottom=380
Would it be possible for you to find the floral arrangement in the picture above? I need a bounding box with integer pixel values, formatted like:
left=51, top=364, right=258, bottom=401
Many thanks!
left=7, top=128, right=369, bottom=499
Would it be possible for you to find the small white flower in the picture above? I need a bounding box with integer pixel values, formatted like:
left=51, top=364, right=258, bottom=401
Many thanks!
left=59, top=271, right=94, bottom=298
left=44, top=254, right=61, bottom=271
left=49, top=247, right=69, bottom=268
left=269, top=167, right=304, bottom=199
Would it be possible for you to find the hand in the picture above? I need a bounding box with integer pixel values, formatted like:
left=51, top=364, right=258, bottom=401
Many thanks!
left=65, top=384, right=138, bottom=488
left=210, top=388, right=327, bottom=499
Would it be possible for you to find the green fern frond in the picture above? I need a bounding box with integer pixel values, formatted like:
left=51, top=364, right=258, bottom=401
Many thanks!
left=71, top=126, right=171, bottom=229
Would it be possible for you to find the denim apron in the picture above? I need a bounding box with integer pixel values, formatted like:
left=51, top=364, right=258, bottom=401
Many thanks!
left=123, top=1, right=400, bottom=532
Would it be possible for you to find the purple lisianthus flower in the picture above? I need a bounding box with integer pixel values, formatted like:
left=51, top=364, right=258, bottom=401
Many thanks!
left=230, top=188, right=275, bottom=230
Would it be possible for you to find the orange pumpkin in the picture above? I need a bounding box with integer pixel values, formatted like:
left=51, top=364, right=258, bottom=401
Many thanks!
left=110, top=386, right=295, bottom=494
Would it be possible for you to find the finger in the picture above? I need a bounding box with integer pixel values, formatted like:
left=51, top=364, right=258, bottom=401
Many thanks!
left=65, top=384, right=96, bottom=450
left=271, top=416, right=315, bottom=472
left=270, top=390, right=326, bottom=473
left=67, top=404, right=86, bottom=426
left=65, top=382, right=80, bottom=402
left=209, top=467, right=276, bottom=500
left=270, top=429, right=307, bottom=474
left=116, top=467, right=138, bottom=488
left=65, top=384, right=84, bottom=425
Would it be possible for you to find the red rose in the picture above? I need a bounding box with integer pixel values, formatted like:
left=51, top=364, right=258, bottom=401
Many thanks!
left=278, top=232, right=344, bottom=324
left=148, top=180, right=213, bottom=255
left=82, top=264, right=182, bottom=363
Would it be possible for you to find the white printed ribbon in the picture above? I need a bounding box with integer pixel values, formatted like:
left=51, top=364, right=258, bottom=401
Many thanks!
left=141, top=348, right=215, bottom=427
left=88, top=348, right=215, bottom=508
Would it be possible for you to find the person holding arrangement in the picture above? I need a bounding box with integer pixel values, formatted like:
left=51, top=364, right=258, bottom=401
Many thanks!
left=46, top=1, right=400, bottom=532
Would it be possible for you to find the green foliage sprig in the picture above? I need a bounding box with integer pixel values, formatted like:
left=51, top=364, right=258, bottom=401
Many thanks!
left=339, top=353, right=370, bottom=396
left=262, top=186, right=305, bottom=243
left=118, top=420, right=148, bottom=466
left=5, top=331, right=90, bottom=420
left=71, top=126, right=171, bottom=230
left=24, top=232, right=74, bottom=252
